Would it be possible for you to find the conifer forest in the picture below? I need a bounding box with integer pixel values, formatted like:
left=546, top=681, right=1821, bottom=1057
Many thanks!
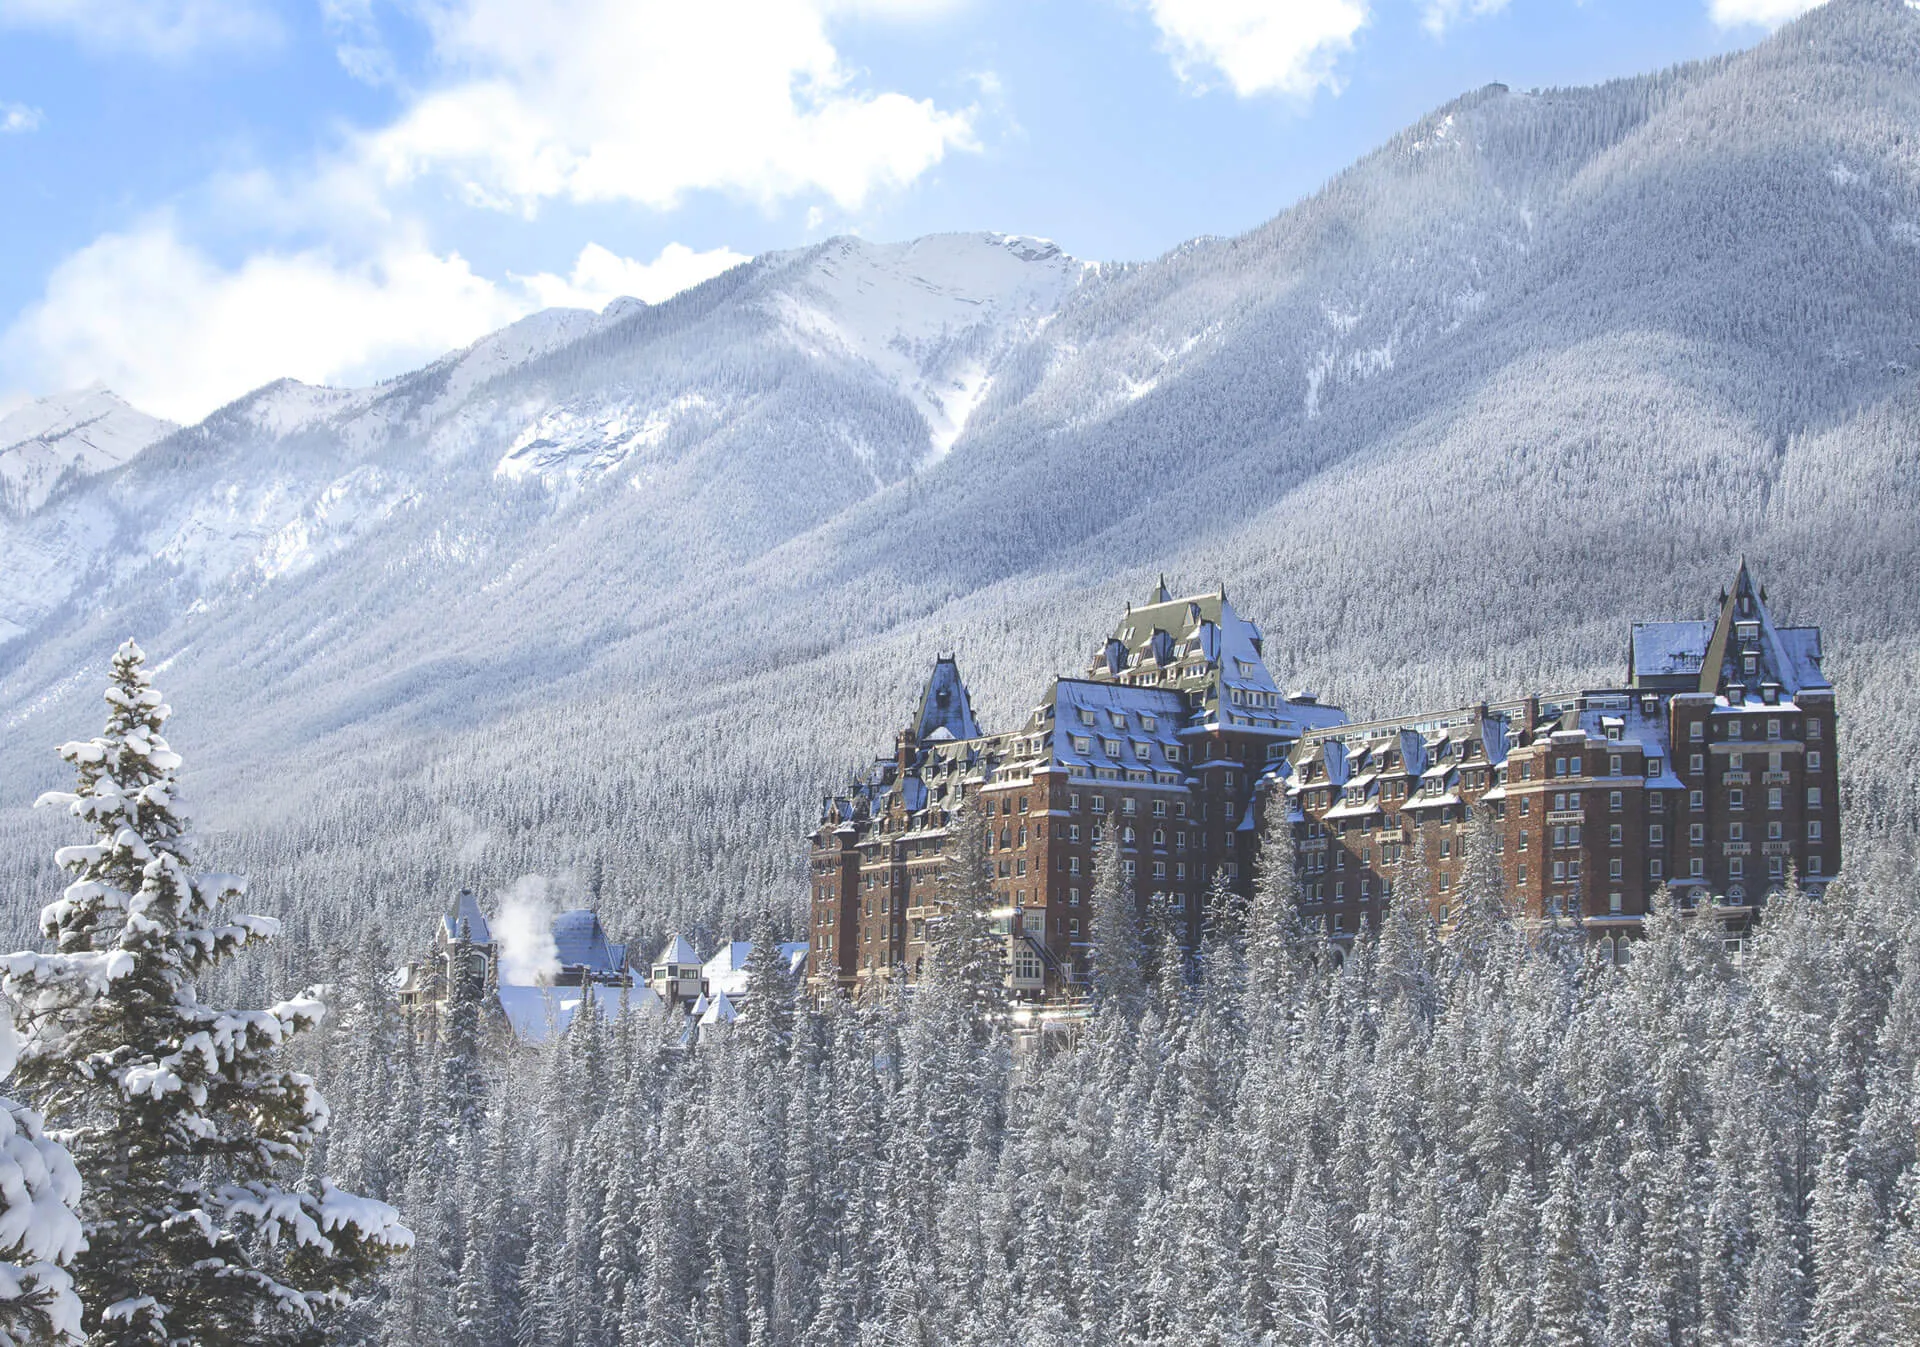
left=5, top=1, right=1920, bottom=1343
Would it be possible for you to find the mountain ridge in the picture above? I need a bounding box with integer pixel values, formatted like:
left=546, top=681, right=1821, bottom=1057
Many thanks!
left=2, top=0, right=1918, bottom=943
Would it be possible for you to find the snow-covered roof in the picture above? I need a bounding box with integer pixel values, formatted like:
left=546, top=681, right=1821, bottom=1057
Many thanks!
left=916, top=656, right=982, bottom=742
left=552, top=909, right=627, bottom=978
left=654, top=934, right=700, bottom=968
left=698, top=990, right=737, bottom=1026
left=1630, top=621, right=1713, bottom=684
left=442, top=890, right=492, bottom=946
left=701, top=940, right=812, bottom=998
left=496, top=982, right=662, bottom=1045
left=1048, top=680, right=1189, bottom=772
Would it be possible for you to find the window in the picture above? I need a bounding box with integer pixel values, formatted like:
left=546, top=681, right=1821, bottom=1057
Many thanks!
left=1153, top=828, right=1165, bottom=846
left=1122, top=798, right=1138, bottom=816
left=1019, top=796, right=1029, bottom=813
left=1810, top=855, right=1824, bottom=874
left=1647, top=759, right=1662, bottom=778
left=1808, top=820, right=1822, bottom=841
left=1690, top=790, right=1705, bottom=811
left=1690, top=722, right=1704, bottom=742
left=1520, top=798, right=1530, bottom=816
left=1069, top=919, right=1080, bottom=936
left=1553, top=793, right=1567, bottom=812
left=1068, top=857, right=1081, bottom=875
left=1808, top=787, right=1823, bottom=809
left=1730, top=822, right=1745, bottom=842
left=1555, top=757, right=1567, bottom=776
left=1690, top=857, right=1704, bottom=878
left=1092, top=797, right=1106, bottom=814
left=1650, top=825, right=1665, bottom=844
left=1153, top=861, right=1166, bottom=879
left=1569, top=860, right=1582, bottom=879
left=1069, top=792, right=1081, bottom=810
left=1808, top=719, right=1823, bottom=740
left=1553, top=861, right=1566, bottom=881
left=1110, top=712, right=1126, bottom=728
left=1153, top=800, right=1167, bottom=817
left=1808, top=750, right=1822, bottom=772
left=1610, top=825, right=1623, bottom=845
left=1729, top=858, right=1744, bottom=879
left=1141, top=715, right=1157, bottom=731
left=1769, top=855, right=1785, bottom=878
left=1122, top=827, right=1136, bottom=846
left=1730, top=752, right=1744, bottom=771
left=1649, top=858, right=1663, bottom=879
left=1729, top=789, right=1744, bottom=811
left=1690, top=753, right=1705, bottom=774
left=1768, top=718, right=1780, bottom=740
left=1078, top=708, right=1094, bottom=726
left=1069, top=824, right=1080, bottom=842
left=1069, top=887, right=1081, bottom=905
left=1518, top=832, right=1529, bottom=851
left=1609, top=891, right=1623, bottom=914
left=1103, top=739, right=1122, bottom=756
left=1610, top=791, right=1623, bottom=812
left=1073, top=736, right=1091, bottom=753
left=1135, top=742, right=1152, bottom=761
left=1609, top=858, right=1623, bottom=879
left=1768, top=788, right=1782, bottom=811
left=1335, top=881, right=1345, bottom=900
left=1122, top=859, right=1136, bottom=878
left=1517, top=867, right=1527, bottom=885
left=1166, top=746, right=1182, bottom=763
left=1610, top=754, right=1623, bottom=776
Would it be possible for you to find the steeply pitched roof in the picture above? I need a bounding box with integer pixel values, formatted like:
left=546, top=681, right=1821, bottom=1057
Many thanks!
left=442, top=889, right=492, bottom=945
left=1696, top=561, right=1830, bottom=699
left=916, top=656, right=982, bottom=742
left=654, top=934, right=701, bottom=967
left=552, top=909, right=626, bottom=977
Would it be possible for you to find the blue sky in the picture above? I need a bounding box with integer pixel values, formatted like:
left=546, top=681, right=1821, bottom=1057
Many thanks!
left=0, top=0, right=1821, bottom=422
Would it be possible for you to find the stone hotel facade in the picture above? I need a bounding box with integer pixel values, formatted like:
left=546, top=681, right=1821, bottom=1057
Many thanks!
left=807, top=564, right=1837, bottom=998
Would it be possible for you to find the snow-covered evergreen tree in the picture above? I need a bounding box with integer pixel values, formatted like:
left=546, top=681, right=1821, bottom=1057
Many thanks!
left=0, top=1013, right=84, bottom=1346
left=2, top=642, right=410, bottom=1344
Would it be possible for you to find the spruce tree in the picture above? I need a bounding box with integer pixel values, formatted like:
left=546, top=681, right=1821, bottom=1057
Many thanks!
left=1087, top=829, right=1143, bottom=1013
left=4, top=641, right=410, bottom=1344
left=0, top=1015, right=85, bottom=1345
left=1248, top=793, right=1316, bottom=1005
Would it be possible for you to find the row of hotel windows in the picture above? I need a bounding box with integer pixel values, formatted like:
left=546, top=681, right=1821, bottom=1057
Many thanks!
left=1688, top=716, right=1822, bottom=742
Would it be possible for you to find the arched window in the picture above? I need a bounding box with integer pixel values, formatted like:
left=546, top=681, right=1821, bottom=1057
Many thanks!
left=1597, top=935, right=1616, bottom=966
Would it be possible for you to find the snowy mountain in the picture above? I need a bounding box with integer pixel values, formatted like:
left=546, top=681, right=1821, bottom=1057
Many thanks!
left=3, top=0, right=1920, bottom=944
left=0, top=388, right=173, bottom=516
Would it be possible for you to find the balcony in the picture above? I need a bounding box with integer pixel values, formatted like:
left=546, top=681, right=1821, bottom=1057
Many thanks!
left=1723, top=842, right=1752, bottom=856
left=1722, top=771, right=1751, bottom=785
left=1761, top=841, right=1792, bottom=856
left=1546, top=810, right=1585, bottom=824
left=1763, top=771, right=1791, bottom=785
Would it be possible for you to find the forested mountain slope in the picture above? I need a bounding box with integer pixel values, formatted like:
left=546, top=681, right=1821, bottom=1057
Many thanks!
left=3, top=0, right=1918, bottom=956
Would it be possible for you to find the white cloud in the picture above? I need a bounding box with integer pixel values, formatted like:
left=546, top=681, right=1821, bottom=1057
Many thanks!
left=1144, top=0, right=1369, bottom=98
left=520, top=241, right=749, bottom=311
left=0, top=0, right=279, bottom=56
left=1, top=102, right=42, bottom=133
left=364, top=0, right=978, bottom=213
left=1, top=220, right=742, bottom=422
left=1707, top=0, right=1825, bottom=27
left=1422, top=0, right=1509, bottom=37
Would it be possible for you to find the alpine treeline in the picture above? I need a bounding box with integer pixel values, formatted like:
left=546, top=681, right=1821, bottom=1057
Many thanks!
left=294, top=811, right=1920, bottom=1347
